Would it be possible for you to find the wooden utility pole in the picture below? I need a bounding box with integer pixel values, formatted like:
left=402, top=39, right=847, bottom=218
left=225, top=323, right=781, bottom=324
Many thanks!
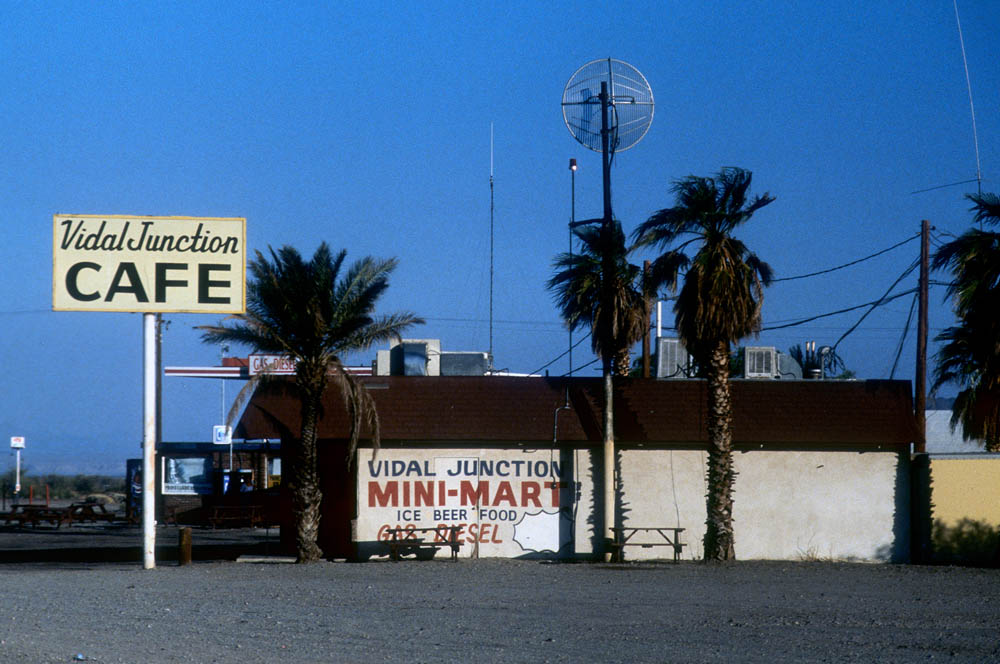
left=911, top=219, right=932, bottom=563
left=915, top=220, right=930, bottom=454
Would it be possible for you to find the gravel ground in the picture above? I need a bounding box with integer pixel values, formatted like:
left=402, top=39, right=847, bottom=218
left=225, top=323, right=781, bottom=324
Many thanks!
left=0, top=556, right=997, bottom=664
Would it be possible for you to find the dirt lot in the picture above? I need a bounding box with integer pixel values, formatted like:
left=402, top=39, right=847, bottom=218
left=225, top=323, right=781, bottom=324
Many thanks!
left=0, top=524, right=998, bottom=663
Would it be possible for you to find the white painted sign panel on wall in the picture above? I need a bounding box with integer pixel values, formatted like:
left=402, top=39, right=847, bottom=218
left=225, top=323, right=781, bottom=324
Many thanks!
left=358, top=448, right=585, bottom=559
left=52, top=214, right=246, bottom=313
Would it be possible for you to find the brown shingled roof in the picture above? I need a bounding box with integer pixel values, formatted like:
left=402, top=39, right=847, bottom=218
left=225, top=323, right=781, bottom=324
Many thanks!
left=235, top=376, right=916, bottom=450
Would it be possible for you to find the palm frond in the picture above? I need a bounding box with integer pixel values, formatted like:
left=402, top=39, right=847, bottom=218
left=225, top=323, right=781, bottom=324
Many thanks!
left=636, top=167, right=773, bottom=362
left=969, top=192, right=1000, bottom=226
left=547, top=219, right=647, bottom=365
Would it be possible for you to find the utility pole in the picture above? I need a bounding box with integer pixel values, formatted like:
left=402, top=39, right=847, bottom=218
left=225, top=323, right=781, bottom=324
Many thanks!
left=915, top=219, right=930, bottom=454
left=599, top=81, right=616, bottom=559
left=569, top=157, right=577, bottom=376
left=642, top=260, right=651, bottom=378
left=911, top=219, right=933, bottom=564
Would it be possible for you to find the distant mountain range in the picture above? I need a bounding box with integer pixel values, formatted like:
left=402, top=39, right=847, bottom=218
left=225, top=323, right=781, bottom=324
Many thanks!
left=5, top=453, right=126, bottom=478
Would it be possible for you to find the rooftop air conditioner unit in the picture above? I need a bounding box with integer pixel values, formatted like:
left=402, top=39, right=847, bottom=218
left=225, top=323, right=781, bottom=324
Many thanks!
left=656, top=337, right=690, bottom=379
left=744, top=346, right=779, bottom=379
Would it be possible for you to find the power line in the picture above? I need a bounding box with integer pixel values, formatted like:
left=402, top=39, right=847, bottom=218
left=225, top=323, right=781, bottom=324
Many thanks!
left=889, top=293, right=918, bottom=379
left=762, top=288, right=916, bottom=331
left=771, top=233, right=919, bottom=282
left=910, top=178, right=982, bottom=195
left=530, top=331, right=592, bottom=376
left=562, top=356, right=600, bottom=376
left=423, top=316, right=566, bottom=331
left=832, top=259, right=920, bottom=351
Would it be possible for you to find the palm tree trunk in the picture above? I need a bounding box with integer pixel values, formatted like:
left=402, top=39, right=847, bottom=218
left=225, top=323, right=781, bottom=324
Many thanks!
left=613, top=347, right=631, bottom=377
left=291, top=387, right=325, bottom=563
left=704, top=340, right=736, bottom=561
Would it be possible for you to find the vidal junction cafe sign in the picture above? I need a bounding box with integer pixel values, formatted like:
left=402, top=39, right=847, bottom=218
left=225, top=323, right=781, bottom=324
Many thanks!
left=52, top=213, right=245, bottom=570
left=52, top=214, right=246, bottom=313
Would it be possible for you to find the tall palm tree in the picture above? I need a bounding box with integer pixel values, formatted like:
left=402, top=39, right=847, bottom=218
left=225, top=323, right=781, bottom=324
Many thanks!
left=931, top=192, right=1000, bottom=452
left=548, top=219, right=647, bottom=377
left=200, top=243, right=422, bottom=562
left=633, top=167, right=774, bottom=561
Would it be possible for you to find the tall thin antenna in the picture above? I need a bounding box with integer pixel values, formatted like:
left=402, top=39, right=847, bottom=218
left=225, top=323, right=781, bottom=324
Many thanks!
left=954, top=0, right=982, bottom=196
left=909, top=4, right=984, bottom=200
left=489, top=123, right=495, bottom=371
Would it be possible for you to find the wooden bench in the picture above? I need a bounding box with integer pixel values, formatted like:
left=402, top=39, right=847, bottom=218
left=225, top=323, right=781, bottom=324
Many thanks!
left=385, top=526, right=462, bottom=561
left=208, top=505, right=262, bottom=529
left=610, top=526, right=686, bottom=562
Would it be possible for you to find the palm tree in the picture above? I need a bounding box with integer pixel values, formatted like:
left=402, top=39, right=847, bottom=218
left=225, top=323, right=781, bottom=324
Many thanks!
left=548, top=218, right=648, bottom=559
left=633, top=167, right=774, bottom=561
left=931, top=193, right=1000, bottom=452
left=548, top=219, right=647, bottom=377
left=200, top=243, right=422, bottom=562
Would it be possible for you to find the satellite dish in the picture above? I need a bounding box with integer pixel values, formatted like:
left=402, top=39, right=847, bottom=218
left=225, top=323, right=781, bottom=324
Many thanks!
left=562, top=58, right=654, bottom=154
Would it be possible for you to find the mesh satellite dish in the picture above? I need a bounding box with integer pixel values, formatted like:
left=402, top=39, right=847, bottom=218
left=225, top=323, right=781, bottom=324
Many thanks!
left=562, top=58, right=654, bottom=154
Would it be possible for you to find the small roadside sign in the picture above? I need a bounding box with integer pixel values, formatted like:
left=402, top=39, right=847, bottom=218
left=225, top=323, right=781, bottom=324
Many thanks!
left=212, top=425, right=232, bottom=445
left=10, top=436, right=24, bottom=449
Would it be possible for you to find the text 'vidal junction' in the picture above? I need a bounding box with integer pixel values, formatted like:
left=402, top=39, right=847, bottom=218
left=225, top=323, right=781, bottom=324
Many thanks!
left=368, top=458, right=565, bottom=478
left=58, top=219, right=240, bottom=254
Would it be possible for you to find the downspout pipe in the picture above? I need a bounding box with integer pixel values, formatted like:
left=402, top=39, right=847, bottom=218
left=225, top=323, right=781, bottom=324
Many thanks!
left=553, top=387, right=572, bottom=444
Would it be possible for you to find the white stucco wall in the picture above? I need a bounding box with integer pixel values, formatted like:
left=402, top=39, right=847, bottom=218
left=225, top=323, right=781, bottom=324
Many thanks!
left=356, top=445, right=908, bottom=562
left=618, top=448, right=908, bottom=561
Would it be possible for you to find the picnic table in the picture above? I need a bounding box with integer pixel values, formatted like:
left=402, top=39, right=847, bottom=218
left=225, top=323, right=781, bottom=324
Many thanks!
left=1, top=504, right=72, bottom=528
left=609, top=526, right=686, bottom=562
left=385, top=526, right=462, bottom=561
left=67, top=502, right=118, bottom=524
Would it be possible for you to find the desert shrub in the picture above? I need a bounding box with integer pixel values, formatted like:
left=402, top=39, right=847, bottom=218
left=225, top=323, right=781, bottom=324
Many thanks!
left=932, top=518, right=1000, bottom=568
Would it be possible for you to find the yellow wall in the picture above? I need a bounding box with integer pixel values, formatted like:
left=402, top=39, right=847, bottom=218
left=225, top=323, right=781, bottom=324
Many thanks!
left=931, top=458, right=1000, bottom=527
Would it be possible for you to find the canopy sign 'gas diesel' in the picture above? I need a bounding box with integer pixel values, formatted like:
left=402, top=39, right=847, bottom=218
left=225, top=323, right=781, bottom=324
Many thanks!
left=53, top=215, right=246, bottom=313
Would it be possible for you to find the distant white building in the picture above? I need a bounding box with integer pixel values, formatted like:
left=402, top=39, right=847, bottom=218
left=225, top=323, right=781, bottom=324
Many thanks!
left=925, top=398, right=987, bottom=455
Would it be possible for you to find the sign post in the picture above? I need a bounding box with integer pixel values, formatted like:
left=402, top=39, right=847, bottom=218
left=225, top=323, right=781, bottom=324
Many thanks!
left=142, top=314, right=157, bottom=567
left=213, top=424, right=233, bottom=488
left=10, top=436, right=24, bottom=499
left=53, top=215, right=246, bottom=569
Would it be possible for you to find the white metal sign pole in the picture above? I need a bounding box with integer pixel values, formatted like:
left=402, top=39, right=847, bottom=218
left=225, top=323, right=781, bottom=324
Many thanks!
left=10, top=437, right=24, bottom=498
left=143, top=313, right=157, bottom=569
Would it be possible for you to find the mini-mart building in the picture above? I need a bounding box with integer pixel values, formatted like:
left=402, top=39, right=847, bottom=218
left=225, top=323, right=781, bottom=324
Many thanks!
left=234, top=375, right=916, bottom=562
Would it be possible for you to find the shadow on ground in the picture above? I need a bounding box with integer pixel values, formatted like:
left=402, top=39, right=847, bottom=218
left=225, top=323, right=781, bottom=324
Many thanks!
left=0, top=524, right=284, bottom=564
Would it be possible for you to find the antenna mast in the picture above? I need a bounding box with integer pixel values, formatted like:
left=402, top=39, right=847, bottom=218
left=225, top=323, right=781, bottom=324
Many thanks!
left=489, top=123, right=495, bottom=371
left=954, top=0, right=982, bottom=196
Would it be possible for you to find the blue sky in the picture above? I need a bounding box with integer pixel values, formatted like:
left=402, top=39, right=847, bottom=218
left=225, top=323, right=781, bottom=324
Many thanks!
left=2, top=1, right=998, bottom=474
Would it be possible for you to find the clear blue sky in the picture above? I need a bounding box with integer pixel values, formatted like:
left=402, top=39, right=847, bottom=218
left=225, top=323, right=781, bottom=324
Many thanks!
left=2, top=1, right=997, bottom=474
